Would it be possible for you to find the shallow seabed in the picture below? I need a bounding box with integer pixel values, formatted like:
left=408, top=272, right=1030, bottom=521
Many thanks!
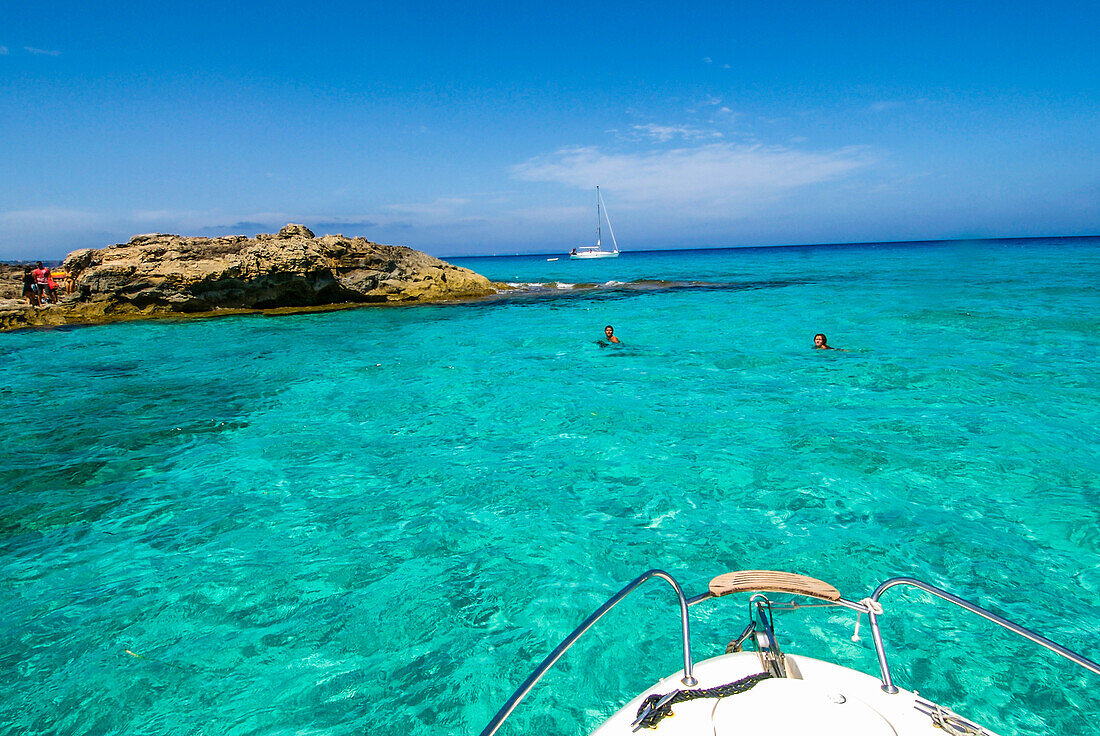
left=2, top=238, right=1098, bottom=735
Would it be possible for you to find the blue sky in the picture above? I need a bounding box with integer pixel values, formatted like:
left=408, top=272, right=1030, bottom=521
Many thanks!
left=2, top=1, right=1097, bottom=259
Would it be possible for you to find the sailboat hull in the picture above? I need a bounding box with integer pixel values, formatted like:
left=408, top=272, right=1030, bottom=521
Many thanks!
left=570, top=251, right=619, bottom=259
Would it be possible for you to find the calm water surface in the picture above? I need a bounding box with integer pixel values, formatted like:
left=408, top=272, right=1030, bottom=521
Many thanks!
left=2, top=238, right=1098, bottom=735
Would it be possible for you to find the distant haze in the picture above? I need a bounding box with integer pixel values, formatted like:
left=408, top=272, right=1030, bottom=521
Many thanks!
left=2, top=1, right=1098, bottom=260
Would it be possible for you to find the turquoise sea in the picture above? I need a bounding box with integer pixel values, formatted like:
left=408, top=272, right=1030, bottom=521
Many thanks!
left=2, top=237, right=1098, bottom=735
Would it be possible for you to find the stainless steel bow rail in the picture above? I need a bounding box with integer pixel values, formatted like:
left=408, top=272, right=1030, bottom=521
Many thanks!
left=479, top=570, right=696, bottom=736
left=479, top=570, right=1100, bottom=736
left=866, top=576, right=1100, bottom=693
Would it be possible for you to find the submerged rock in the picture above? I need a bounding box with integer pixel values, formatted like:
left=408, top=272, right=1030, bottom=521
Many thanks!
left=1, top=225, right=496, bottom=331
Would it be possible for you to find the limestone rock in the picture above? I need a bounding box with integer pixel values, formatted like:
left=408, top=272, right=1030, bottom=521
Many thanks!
left=0, top=264, right=28, bottom=301
left=278, top=223, right=314, bottom=239
left=0, top=225, right=497, bottom=331
left=129, top=233, right=169, bottom=244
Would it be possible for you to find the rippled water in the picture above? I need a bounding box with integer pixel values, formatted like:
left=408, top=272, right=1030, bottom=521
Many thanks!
left=2, top=238, right=1098, bottom=735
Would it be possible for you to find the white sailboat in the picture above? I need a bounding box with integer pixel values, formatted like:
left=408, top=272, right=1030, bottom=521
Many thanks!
left=570, top=186, right=620, bottom=259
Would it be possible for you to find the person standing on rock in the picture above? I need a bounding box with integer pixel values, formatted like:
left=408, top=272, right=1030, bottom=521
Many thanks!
left=45, top=269, right=59, bottom=303
left=22, top=266, right=39, bottom=306
left=53, top=269, right=75, bottom=294
left=33, top=262, right=51, bottom=305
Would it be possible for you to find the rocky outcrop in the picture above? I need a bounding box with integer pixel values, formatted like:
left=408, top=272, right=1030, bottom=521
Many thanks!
left=0, top=264, right=30, bottom=301
left=1, top=225, right=497, bottom=331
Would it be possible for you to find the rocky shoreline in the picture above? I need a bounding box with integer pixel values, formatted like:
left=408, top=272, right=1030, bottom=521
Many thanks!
left=1, top=224, right=500, bottom=331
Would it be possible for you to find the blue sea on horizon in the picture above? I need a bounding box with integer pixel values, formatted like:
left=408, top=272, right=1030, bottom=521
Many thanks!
left=2, top=237, right=1098, bottom=735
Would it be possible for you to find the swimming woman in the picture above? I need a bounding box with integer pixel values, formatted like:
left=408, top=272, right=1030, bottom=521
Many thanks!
left=813, top=333, right=845, bottom=350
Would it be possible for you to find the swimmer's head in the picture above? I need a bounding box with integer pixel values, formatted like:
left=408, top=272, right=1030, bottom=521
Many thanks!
left=605, top=325, right=614, bottom=337
left=814, top=333, right=827, bottom=347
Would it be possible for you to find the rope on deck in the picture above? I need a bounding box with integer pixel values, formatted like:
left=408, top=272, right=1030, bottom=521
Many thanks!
left=632, top=672, right=774, bottom=730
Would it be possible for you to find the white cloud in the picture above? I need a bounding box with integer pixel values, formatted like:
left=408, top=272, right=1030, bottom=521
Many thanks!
left=512, top=143, right=874, bottom=211
left=379, top=197, right=470, bottom=220
left=631, top=123, right=723, bottom=143
left=0, top=46, right=9, bottom=55
left=1, top=206, right=388, bottom=257
left=1, top=206, right=278, bottom=239
left=0, top=206, right=102, bottom=228
left=24, top=46, right=61, bottom=56
left=703, top=56, right=712, bottom=64
left=0, top=207, right=118, bottom=259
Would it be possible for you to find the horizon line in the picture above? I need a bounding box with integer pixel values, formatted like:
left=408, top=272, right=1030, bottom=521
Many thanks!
left=4, top=232, right=1097, bottom=266
left=441, top=233, right=1100, bottom=259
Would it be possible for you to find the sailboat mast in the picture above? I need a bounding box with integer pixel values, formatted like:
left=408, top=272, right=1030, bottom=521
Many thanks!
left=596, top=186, right=601, bottom=248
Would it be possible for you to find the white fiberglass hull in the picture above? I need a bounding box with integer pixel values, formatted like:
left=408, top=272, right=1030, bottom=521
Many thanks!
left=591, top=651, right=995, bottom=736
left=570, top=250, right=619, bottom=259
